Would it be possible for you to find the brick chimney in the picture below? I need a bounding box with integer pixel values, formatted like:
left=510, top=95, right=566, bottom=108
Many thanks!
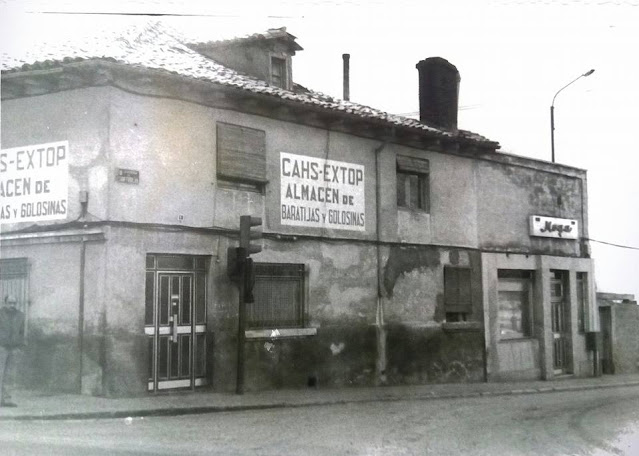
left=416, top=57, right=460, bottom=132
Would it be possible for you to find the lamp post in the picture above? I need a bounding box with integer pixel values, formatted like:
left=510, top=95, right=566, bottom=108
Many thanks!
left=550, top=69, right=595, bottom=163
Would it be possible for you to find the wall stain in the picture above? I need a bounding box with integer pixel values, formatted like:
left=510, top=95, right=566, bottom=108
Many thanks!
left=383, top=245, right=440, bottom=296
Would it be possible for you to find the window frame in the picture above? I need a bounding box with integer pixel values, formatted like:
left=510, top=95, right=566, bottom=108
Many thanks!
left=444, top=266, right=472, bottom=322
left=247, top=262, right=306, bottom=330
left=497, top=269, right=534, bottom=341
left=270, top=56, right=287, bottom=89
left=396, top=155, right=430, bottom=213
left=0, top=258, right=30, bottom=338
left=216, top=122, right=267, bottom=192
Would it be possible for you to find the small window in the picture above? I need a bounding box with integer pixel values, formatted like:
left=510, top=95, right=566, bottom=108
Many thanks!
left=396, top=156, right=430, bottom=212
left=497, top=269, right=533, bottom=340
left=271, top=57, right=286, bottom=89
left=444, top=267, right=472, bottom=321
left=216, top=122, right=267, bottom=190
left=576, top=272, right=587, bottom=333
left=248, top=263, right=305, bottom=329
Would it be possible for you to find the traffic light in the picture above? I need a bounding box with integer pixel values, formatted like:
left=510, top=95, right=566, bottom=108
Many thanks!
left=226, top=246, right=245, bottom=281
left=239, top=215, right=262, bottom=256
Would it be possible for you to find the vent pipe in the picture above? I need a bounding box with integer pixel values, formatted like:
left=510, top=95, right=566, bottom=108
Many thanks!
left=416, top=57, right=460, bottom=131
left=342, top=53, right=350, bottom=101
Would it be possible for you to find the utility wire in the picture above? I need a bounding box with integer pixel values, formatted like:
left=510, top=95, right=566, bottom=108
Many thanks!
left=586, top=238, right=639, bottom=251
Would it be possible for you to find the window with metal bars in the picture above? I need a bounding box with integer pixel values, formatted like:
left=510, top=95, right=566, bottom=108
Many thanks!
left=247, top=263, right=305, bottom=329
left=0, top=258, right=29, bottom=313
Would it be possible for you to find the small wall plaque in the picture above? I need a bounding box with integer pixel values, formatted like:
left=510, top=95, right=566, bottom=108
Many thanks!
left=116, top=168, right=139, bottom=184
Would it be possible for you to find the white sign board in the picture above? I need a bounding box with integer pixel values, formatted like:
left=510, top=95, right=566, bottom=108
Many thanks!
left=0, top=141, right=69, bottom=224
left=280, top=152, right=365, bottom=231
left=529, top=215, right=578, bottom=239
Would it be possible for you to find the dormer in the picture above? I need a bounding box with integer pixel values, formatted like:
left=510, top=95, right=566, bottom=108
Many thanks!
left=188, top=27, right=303, bottom=90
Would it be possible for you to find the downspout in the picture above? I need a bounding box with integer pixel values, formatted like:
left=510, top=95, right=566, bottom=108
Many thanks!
left=374, top=136, right=391, bottom=385
left=77, top=191, right=89, bottom=394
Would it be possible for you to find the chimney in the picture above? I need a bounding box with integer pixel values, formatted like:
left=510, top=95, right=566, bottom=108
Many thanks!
left=416, top=57, right=460, bottom=131
left=342, top=53, right=350, bottom=101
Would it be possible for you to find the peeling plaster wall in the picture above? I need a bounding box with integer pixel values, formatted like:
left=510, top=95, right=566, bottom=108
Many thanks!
left=1, top=87, right=112, bottom=228
left=476, top=160, right=585, bottom=256
left=1, top=82, right=594, bottom=395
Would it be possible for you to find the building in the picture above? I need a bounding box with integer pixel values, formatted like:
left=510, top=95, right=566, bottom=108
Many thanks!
left=597, top=293, right=639, bottom=375
left=1, top=22, right=597, bottom=396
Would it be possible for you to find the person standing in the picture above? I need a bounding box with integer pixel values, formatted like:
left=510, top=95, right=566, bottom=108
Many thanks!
left=0, top=295, right=25, bottom=407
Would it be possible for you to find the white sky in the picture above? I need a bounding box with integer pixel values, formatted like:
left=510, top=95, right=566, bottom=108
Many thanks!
left=2, top=0, right=639, bottom=298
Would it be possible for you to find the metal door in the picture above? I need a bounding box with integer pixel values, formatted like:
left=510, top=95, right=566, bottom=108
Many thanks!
left=146, top=269, right=207, bottom=391
left=550, top=270, right=570, bottom=374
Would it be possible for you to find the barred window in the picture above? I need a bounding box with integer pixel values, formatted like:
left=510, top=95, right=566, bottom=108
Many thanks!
left=247, top=263, right=305, bottom=329
left=0, top=258, right=29, bottom=337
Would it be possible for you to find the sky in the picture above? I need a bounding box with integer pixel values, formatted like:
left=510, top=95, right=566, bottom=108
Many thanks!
left=1, top=0, right=639, bottom=298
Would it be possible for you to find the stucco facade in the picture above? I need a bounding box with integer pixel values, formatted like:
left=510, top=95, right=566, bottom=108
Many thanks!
left=1, top=24, right=598, bottom=396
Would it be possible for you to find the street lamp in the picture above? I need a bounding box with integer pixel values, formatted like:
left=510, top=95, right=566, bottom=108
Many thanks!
left=550, top=69, right=595, bottom=163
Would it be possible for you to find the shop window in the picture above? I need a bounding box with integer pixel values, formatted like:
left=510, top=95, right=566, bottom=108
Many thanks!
left=216, top=122, right=267, bottom=191
left=270, top=56, right=287, bottom=89
left=497, top=270, right=533, bottom=340
left=396, top=155, right=430, bottom=212
left=576, top=272, right=587, bottom=333
left=444, top=267, right=472, bottom=322
left=248, top=263, right=305, bottom=329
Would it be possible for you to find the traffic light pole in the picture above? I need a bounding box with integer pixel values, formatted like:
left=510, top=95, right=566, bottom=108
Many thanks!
left=236, top=258, right=246, bottom=395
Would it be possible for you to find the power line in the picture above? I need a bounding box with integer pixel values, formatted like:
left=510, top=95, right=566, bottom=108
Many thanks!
left=586, top=238, right=639, bottom=251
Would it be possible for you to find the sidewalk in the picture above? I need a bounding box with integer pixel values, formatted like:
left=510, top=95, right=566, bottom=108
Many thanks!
left=2, top=374, right=639, bottom=421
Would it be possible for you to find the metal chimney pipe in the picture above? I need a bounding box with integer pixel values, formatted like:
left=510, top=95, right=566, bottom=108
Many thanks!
left=342, top=53, right=350, bottom=101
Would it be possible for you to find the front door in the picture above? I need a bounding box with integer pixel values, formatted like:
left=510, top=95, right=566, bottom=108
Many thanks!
left=145, top=255, right=208, bottom=391
left=550, top=270, right=571, bottom=374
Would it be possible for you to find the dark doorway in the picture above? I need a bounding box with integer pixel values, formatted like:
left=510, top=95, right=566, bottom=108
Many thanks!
left=599, top=306, right=614, bottom=374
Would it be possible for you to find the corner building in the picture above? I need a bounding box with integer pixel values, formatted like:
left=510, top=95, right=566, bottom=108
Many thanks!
left=0, top=23, right=597, bottom=395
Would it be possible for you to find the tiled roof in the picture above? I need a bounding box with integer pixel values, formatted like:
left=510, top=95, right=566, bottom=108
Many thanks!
left=1, top=21, right=497, bottom=147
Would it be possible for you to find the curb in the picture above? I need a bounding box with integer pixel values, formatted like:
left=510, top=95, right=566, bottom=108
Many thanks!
left=2, top=380, right=639, bottom=421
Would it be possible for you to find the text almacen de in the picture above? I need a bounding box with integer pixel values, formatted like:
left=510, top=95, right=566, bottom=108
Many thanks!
left=285, top=183, right=339, bottom=204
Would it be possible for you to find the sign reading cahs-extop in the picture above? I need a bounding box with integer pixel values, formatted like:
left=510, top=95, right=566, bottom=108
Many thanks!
left=0, top=141, right=69, bottom=223
left=280, top=152, right=365, bottom=231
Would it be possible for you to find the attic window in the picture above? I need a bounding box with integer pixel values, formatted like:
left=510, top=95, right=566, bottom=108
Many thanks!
left=271, top=57, right=286, bottom=89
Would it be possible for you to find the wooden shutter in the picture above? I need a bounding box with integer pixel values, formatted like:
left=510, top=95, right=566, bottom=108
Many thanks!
left=444, top=267, right=472, bottom=312
left=217, top=122, right=267, bottom=184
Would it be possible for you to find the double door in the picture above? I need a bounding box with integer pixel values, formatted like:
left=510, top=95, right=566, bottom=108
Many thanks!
left=145, top=268, right=208, bottom=391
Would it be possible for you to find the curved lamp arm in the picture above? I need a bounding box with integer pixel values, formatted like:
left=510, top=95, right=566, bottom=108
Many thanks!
left=552, top=69, right=595, bottom=107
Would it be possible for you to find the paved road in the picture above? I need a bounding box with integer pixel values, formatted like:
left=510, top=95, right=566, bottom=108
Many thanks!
left=1, top=386, right=638, bottom=455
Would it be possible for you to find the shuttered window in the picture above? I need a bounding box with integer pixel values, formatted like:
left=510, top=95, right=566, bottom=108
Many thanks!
left=444, top=267, right=472, bottom=321
left=216, top=122, right=267, bottom=186
left=247, top=263, right=305, bottom=329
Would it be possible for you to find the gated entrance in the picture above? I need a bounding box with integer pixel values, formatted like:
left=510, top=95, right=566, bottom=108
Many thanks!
left=145, top=255, right=209, bottom=391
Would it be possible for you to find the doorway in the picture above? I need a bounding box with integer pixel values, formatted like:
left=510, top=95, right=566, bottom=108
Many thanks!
left=145, top=255, right=209, bottom=391
left=599, top=306, right=614, bottom=374
left=550, top=270, right=571, bottom=374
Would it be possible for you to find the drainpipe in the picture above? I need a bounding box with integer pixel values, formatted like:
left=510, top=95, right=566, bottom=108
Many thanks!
left=77, top=191, right=89, bottom=394
left=374, top=138, right=390, bottom=385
